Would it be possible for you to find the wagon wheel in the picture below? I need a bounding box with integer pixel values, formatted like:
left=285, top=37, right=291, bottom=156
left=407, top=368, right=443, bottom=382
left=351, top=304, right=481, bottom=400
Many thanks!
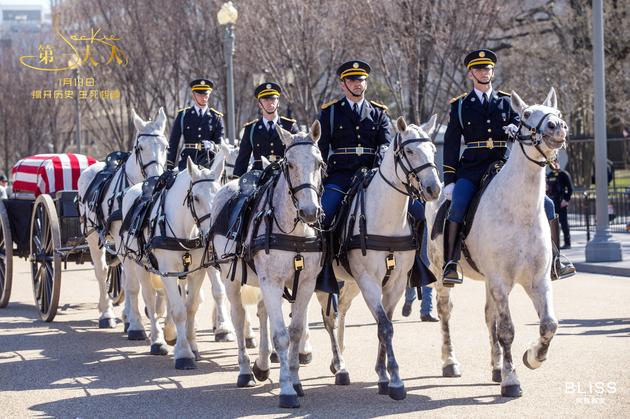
left=106, top=264, right=124, bottom=306
left=0, top=200, right=14, bottom=308
left=30, top=194, right=61, bottom=322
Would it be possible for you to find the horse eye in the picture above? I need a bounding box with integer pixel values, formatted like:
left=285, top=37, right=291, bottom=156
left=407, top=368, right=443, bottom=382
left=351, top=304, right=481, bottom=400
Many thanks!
left=194, top=195, right=200, bottom=203
left=523, top=111, right=531, bottom=119
left=287, top=162, right=294, bottom=169
left=405, top=149, right=413, bottom=155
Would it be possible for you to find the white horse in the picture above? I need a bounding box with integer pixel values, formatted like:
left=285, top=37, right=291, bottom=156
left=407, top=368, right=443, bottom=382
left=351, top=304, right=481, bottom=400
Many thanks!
left=425, top=88, right=566, bottom=397
left=319, top=116, right=442, bottom=400
left=210, top=121, right=323, bottom=408
left=78, top=108, right=168, bottom=330
left=119, top=150, right=226, bottom=366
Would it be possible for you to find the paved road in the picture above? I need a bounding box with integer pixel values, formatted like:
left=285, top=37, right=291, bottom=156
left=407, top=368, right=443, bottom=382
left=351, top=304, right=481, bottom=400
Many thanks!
left=0, top=258, right=629, bottom=418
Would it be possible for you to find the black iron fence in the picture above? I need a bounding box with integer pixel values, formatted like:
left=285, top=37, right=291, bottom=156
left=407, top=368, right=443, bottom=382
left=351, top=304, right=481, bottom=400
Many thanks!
left=567, top=187, right=630, bottom=237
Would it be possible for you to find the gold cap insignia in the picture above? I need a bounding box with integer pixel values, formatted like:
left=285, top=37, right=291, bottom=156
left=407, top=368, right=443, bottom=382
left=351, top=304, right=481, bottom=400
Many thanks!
left=200, top=80, right=206, bottom=85
left=353, top=62, right=359, bottom=68
left=479, top=51, right=485, bottom=58
left=266, top=84, right=271, bottom=89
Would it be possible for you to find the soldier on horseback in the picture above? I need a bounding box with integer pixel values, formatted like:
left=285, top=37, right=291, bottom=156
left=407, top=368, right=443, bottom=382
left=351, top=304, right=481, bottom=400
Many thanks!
left=442, top=49, right=575, bottom=285
left=233, top=82, right=299, bottom=177
left=167, top=79, right=224, bottom=171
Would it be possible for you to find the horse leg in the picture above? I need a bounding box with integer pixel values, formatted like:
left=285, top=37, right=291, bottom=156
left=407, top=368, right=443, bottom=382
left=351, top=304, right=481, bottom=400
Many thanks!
left=523, top=278, right=558, bottom=370
left=316, top=291, right=350, bottom=385
left=286, top=282, right=314, bottom=400
left=121, top=259, right=147, bottom=340
left=161, top=276, right=196, bottom=369
left=184, top=271, right=206, bottom=361
left=298, top=301, right=313, bottom=364
left=355, top=273, right=406, bottom=400
left=138, top=271, right=167, bottom=355
left=208, top=268, right=235, bottom=342
left=163, top=303, right=177, bottom=346
left=337, top=280, right=361, bottom=353
left=224, top=279, right=254, bottom=387
left=485, top=281, right=503, bottom=383
left=259, top=278, right=298, bottom=408
left=86, top=232, right=116, bottom=328
left=252, top=298, right=270, bottom=381
left=244, top=308, right=257, bottom=349
left=155, top=287, right=166, bottom=319
left=489, top=282, right=522, bottom=397
left=436, top=283, right=461, bottom=377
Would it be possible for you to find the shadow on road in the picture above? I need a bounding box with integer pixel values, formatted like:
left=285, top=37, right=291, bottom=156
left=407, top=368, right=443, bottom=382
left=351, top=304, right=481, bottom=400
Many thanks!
left=555, top=317, right=630, bottom=338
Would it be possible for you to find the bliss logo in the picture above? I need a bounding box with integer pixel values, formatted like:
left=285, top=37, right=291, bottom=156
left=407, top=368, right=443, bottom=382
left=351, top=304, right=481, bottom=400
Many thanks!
left=565, top=382, right=617, bottom=404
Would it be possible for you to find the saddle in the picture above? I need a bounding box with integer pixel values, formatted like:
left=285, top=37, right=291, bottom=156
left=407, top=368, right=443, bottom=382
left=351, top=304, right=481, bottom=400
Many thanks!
left=431, top=159, right=505, bottom=271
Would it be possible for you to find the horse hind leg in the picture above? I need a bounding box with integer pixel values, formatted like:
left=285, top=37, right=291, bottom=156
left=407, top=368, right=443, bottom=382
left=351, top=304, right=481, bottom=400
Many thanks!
left=485, top=282, right=503, bottom=383
left=208, top=268, right=236, bottom=342
left=489, top=282, right=522, bottom=397
left=523, top=279, right=558, bottom=370
left=436, top=283, right=462, bottom=377
left=298, top=302, right=313, bottom=365
left=184, top=271, right=206, bottom=361
left=316, top=291, right=350, bottom=385
left=252, top=297, right=271, bottom=381
left=225, top=280, right=255, bottom=388
left=86, top=232, right=116, bottom=328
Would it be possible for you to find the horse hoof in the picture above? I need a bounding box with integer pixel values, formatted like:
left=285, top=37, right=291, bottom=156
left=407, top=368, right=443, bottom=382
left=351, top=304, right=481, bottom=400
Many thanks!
left=278, top=394, right=300, bottom=408
left=245, top=337, right=257, bottom=349
left=388, top=385, right=407, bottom=401
left=150, top=343, right=168, bottom=356
left=192, top=350, right=201, bottom=361
left=299, top=352, right=313, bottom=365
left=237, top=373, right=256, bottom=388
left=252, top=363, right=269, bottom=381
left=522, top=351, right=541, bottom=370
left=270, top=352, right=279, bottom=363
left=175, top=358, right=197, bottom=370
left=501, top=384, right=523, bottom=398
left=165, top=337, right=177, bottom=346
left=335, top=371, right=350, bottom=386
left=442, top=363, right=461, bottom=377
left=378, top=381, right=389, bottom=395
left=127, top=330, right=147, bottom=341
left=99, top=318, right=116, bottom=329
left=214, top=331, right=235, bottom=342
left=492, top=369, right=502, bottom=383
left=293, top=383, right=305, bottom=397
left=123, top=322, right=129, bottom=333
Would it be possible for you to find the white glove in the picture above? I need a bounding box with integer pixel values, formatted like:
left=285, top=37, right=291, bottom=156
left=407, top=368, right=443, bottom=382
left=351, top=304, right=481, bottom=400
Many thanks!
left=202, top=140, right=214, bottom=152
left=503, top=123, right=519, bottom=138
left=443, top=183, right=454, bottom=200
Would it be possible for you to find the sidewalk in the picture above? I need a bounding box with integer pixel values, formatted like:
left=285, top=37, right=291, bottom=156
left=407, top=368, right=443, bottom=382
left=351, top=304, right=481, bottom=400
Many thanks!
left=562, top=229, right=630, bottom=277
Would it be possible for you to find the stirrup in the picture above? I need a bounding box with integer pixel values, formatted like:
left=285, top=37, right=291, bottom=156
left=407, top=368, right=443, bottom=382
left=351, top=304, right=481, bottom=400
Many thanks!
left=442, top=261, right=463, bottom=287
left=551, top=255, right=576, bottom=281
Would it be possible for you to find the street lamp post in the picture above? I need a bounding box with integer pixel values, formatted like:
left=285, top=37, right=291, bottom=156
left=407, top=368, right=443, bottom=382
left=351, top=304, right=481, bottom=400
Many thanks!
left=68, top=56, right=81, bottom=153
left=585, top=0, right=622, bottom=262
left=217, top=1, right=238, bottom=145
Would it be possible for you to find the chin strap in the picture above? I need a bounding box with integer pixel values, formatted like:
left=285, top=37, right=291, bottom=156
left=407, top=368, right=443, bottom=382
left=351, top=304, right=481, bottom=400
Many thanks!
left=343, top=79, right=364, bottom=98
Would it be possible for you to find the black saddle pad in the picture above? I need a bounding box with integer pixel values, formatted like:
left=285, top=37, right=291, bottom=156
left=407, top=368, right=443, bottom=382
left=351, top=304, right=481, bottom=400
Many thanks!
left=84, top=151, right=130, bottom=213
left=121, top=172, right=175, bottom=239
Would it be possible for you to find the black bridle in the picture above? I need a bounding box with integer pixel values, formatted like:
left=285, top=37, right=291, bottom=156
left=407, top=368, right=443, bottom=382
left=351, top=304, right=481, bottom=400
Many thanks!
left=134, top=133, right=165, bottom=177
left=378, top=132, right=437, bottom=201
left=185, top=178, right=217, bottom=233
left=280, top=140, right=325, bottom=221
left=511, top=107, right=564, bottom=168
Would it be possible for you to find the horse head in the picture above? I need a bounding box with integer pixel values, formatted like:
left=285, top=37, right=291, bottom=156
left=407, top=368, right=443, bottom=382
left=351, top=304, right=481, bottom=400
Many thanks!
left=131, top=108, right=169, bottom=179
left=510, top=88, right=568, bottom=164
left=185, top=143, right=227, bottom=237
left=393, top=115, right=441, bottom=201
left=276, top=121, right=324, bottom=225
left=221, top=140, right=240, bottom=182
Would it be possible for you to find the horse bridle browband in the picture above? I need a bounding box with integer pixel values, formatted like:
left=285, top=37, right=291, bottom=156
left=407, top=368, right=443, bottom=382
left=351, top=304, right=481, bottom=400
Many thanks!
left=511, top=108, right=563, bottom=168
left=134, top=133, right=165, bottom=177
left=378, top=133, right=437, bottom=200
left=281, top=140, right=325, bottom=218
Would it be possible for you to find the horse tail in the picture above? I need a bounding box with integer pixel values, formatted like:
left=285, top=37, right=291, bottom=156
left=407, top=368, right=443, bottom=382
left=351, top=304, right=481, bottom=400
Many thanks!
left=240, top=285, right=260, bottom=306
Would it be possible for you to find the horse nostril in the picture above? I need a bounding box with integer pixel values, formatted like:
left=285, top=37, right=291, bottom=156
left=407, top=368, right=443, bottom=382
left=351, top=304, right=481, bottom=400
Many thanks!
left=426, top=186, right=433, bottom=196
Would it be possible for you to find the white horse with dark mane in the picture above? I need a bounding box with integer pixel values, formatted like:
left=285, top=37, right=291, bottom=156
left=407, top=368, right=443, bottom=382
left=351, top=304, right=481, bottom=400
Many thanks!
left=119, top=149, right=226, bottom=367
left=210, top=122, right=324, bottom=408
left=78, top=109, right=168, bottom=330
left=425, top=88, right=566, bottom=397
left=320, top=116, right=442, bottom=400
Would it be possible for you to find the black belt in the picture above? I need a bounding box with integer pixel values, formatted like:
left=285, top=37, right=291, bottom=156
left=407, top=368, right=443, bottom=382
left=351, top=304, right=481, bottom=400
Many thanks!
left=330, top=147, right=376, bottom=156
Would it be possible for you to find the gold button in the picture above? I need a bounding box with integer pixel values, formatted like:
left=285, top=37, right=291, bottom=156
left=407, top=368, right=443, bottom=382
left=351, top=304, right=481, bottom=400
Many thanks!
left=270, top=142, right=273, bottom=146
left=186, top=126, right=190, bottom=129
left=487, top=120, right=491, bottom=123
left=487, top=128, right=492, bottom=132
left=356, top=126, right=359, bottom=130
left=198, top=134, right=201, bottom=137
left=198, top=127, right=201, bottom=130
left=357, top=134, right=361, bottom=138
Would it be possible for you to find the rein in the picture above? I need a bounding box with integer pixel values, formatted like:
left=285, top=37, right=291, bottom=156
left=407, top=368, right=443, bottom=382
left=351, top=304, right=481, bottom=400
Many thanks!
left=511, top=109, right=562, bottom=168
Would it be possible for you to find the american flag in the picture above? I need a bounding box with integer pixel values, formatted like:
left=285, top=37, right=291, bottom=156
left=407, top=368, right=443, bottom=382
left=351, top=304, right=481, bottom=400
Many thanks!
left=11, top=153, right=97, bottom=197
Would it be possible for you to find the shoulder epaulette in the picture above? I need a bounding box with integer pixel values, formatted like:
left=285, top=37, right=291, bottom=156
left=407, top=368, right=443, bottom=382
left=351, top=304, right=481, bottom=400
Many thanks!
left=369, top=100, right=388, bottom=111
left=176, top=106, right=191, bottom=113
left=243, top=119, right=257, bottom=127
left=497, top=90, right=511, bottom=97
left=280, top=116, right=297, bottom=123
left=320, top=99, right=338, bottom=110
left=210, top=107, right=223, bottom=117
left=449, top=93, right=467, bottom=104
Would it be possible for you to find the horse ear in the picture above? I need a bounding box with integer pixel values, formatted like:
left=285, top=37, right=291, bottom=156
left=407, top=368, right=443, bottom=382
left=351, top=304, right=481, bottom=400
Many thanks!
left=132, top=109, right=146, bottom=132
left=207, top=149, right=225, bottom=180
left=154, top=107, right=167, bottom=132
left=396, top=116, right=407, bottom=133
left=276, top=125, right=293, bottom=146
left=310, top=120, right=321, bottom=143
left=420, top=114, right=438, bottom=137
left=187, top=156, right=200, bottom=179
left=510, top=91, right=527, bottom=115
left=543, top=87, right=558, bottom=109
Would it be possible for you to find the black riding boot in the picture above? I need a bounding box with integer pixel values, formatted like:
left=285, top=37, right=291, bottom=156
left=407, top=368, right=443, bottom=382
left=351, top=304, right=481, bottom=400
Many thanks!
left=550, top=216, right=576, bottom=280
left=442, top=220, right=464, bottom=286
left=408, top=255, right=437, bottom=288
